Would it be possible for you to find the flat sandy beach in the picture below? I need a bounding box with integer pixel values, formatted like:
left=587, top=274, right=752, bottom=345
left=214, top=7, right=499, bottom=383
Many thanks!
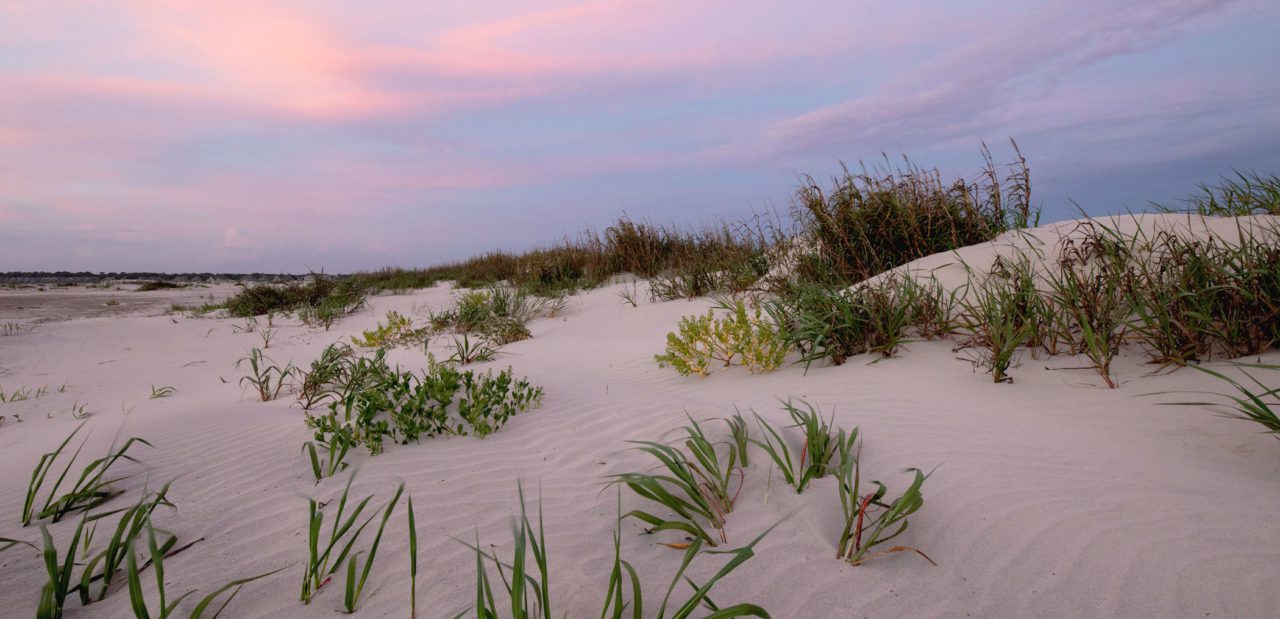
left=1, top=217, right=1278, bottom=618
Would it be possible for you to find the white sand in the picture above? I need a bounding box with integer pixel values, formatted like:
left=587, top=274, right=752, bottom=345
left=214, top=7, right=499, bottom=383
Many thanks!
left=1, top=216, right=1278, bottom=618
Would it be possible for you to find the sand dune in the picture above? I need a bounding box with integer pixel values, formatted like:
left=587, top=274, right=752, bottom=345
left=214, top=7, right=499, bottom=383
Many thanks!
left=1, top=218, right=1278, bottom=618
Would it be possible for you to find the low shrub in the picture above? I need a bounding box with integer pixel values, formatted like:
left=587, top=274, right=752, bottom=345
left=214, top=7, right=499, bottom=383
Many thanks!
left=437, top=285, right=563, bottom=344
left=655, top=300, right=787, bottom=376
left=303, top=351, right=543, bottom=455
left=351, top=311, right=427, bottom=348
left=135, top=281, right=186, bottom=292
left=223, top=275, right=365, bottom=320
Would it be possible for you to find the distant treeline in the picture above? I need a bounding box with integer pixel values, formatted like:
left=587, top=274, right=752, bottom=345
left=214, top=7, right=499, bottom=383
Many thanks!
left=0, top=272, right=309, bottom=284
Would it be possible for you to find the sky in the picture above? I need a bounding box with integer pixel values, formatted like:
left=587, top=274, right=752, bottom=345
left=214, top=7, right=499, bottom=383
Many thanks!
left=1, top=0, right=1278, bottom=273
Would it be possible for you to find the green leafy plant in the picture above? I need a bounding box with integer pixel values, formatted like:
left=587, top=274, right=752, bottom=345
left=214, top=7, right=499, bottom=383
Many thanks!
left=654, top=311, right=714, bottom=376
left=187, top=567, right=289, bottom=619
left=37, top=518, right=84, bottom=619
left=304, top=435, right=352, bottom=483
left=1, top=535, right=35, bottom=556
left=259, top=325, right=278, bottom=349
left=305, top=351, right=542, bottom=457
left=116, top=499, right=285, bottom=618
left=408, top=495, right=419, bottom=618
left=125, top=522, right=187, bottom=618
left=724, top=410, right=751, bottom=469
left=298, top=343, right=356, bottom=410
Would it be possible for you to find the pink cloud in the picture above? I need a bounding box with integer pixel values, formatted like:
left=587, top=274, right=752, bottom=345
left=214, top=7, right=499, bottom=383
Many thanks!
left=762, top=0, right=1242, bottom=156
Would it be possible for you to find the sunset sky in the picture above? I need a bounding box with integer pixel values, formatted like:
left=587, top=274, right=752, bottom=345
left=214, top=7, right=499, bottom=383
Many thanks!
left=2, top=0, right=1278, bottom=272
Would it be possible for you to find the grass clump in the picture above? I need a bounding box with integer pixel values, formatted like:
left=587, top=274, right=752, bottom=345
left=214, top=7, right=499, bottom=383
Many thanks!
left=464, top=484, right=773, bottom=619
left=752, top=400, right=855, bottom=494
left=770, top=276, right=923, bottom=368
left=237, top=348, right=298, bottom=402
left=446, top=334, right=499, bottom=365
left=835, top=451, right=936, bottom=567
left=655, top=300, right=788, bottom=376
left=298, top=343, right=357, bottom=410
left=614, top=415, right=746, bottom=547
left=23, top=423, right=151, bottom=526
left=1158, top=171, right=1280, bottom=216
left=1161, top=363, right=1280, bottom=437
left=789, top=144, right=1035, bottom=287
left=75, top=483, right=176, bottom=605
left=448, top=286, right=564, bottom=336
left=955, top=262, right=1043, bottom=384
left=1045, top=259, right=1128, bottom=388
left=462, top=482, right=551, bottom=619
left=300, top=474, right=403, bottom=608
left=148, top=385, right=176, bottom=400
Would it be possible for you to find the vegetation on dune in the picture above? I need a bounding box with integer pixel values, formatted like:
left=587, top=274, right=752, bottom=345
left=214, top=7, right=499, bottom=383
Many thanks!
left=788, top=144, right=1035, bottom=287
left=615, top=400, right=936, bottom=573
left=134, top=281, right=186, bottom=292
left=350, top=310, right=427, bottom=349
left=655, top=299, right=788, bottom=376
left=466, top=482, right=775, bottom=619
left=296, top=343, right=543, bottom=462
left=1157, top=171, right=1280, bottom=217
left=7, top=431, right=283, bottom=618
left=221, top=274, right=366, bottom=326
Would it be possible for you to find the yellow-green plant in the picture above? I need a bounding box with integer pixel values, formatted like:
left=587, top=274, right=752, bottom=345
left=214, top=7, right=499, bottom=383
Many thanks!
left=655, top=311, right=716, bottom=376
left=351, top=311, right=426, bottom=348
left=655, top=300, right=787, bottom=376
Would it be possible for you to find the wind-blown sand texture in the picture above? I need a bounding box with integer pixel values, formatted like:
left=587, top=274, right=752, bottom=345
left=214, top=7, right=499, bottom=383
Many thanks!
left=1, top=216, right=1277, bottom=617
